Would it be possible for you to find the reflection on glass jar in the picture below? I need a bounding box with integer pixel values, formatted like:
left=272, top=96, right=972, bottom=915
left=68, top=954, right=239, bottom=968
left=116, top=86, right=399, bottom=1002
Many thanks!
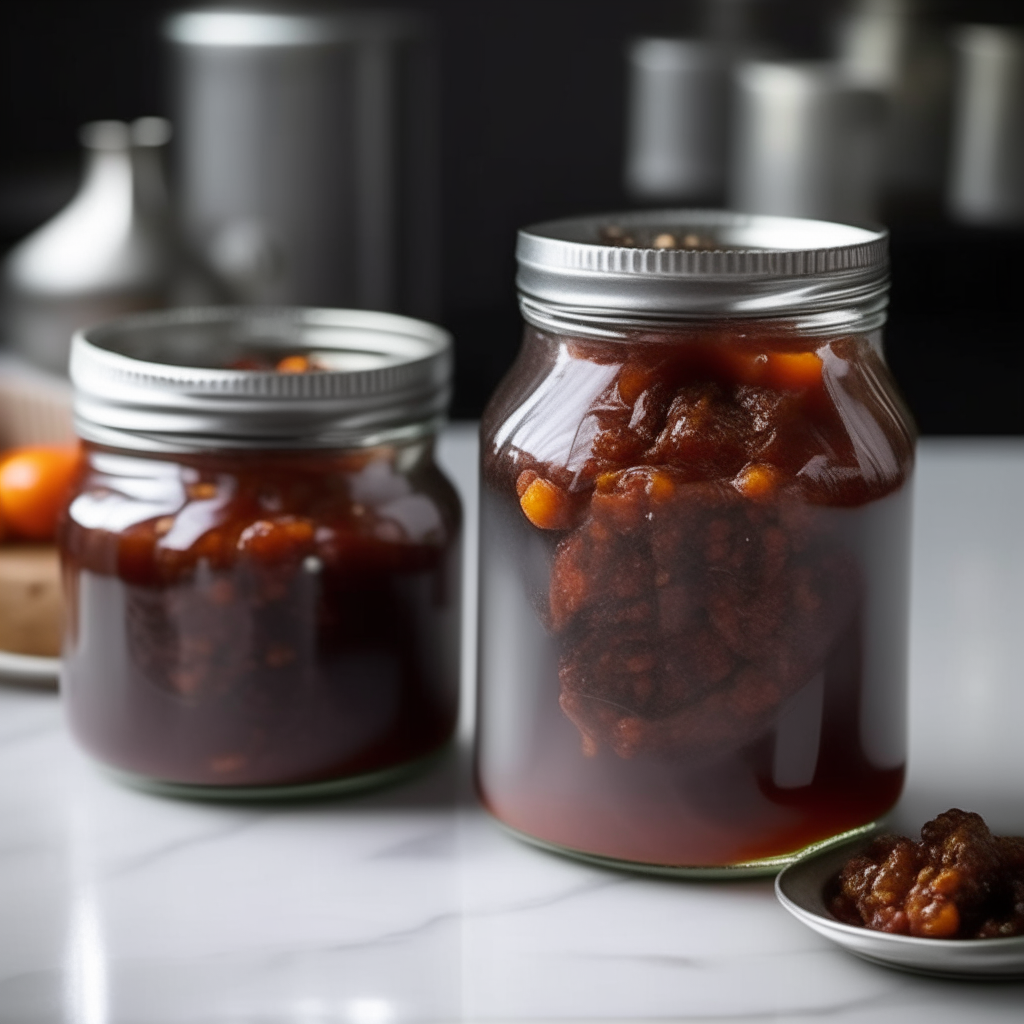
left=476, top=212, right=915, bottom=873
left=61, top=308, right=460, bottom=796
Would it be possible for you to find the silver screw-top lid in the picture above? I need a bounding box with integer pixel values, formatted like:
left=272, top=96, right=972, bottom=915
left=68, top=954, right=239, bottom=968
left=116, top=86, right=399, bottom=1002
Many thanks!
left=516, top=210, right=889, bottom=331
left=70, top=307, right=452, bottom=453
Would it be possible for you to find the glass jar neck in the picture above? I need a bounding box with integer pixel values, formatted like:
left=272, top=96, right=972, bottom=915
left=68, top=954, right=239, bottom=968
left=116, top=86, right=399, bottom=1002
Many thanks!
left=83, top=432, right=439, bottom=472
left=75, top=415, right=446, bottom=457
left=519, top=292, right=889, bottom=341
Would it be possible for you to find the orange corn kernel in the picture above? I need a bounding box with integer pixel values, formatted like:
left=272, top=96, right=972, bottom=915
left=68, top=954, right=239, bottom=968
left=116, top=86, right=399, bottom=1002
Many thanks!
left=733, top=462, right=779, bottom=499
left=519, top=478, right=572, bottom=530
left=187, top=481, right=219, bottom=501
left=645, top=470, right=675, bottom=502
left=915, top=901, right=960, bottom=939
left=276, top=354, right=311, bottom=374
left=765, top=351, right=823, bottom=390
left=617, top=363, right=658, bottom=405
left=930, top=869, right=962, bottom=896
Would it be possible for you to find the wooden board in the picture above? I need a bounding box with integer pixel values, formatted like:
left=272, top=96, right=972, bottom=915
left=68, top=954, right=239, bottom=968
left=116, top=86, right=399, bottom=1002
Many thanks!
left=0, top=545, right=63, bottom=657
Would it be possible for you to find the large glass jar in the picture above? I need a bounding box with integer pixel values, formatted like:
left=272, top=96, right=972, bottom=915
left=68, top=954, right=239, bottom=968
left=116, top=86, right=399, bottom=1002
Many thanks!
left=477, top=212, right=915, bottom=874
left=61, top=308, right=461, bottom=797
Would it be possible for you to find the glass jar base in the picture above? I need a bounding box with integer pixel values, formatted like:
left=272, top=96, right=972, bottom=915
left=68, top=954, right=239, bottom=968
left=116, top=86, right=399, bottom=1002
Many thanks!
left=98, top=745, right=450, bottom=803
left=495, top=819, right=882, bottom=879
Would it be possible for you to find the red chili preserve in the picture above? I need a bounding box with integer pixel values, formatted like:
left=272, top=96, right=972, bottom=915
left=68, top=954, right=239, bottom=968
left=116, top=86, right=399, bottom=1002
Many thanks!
left=62, top=308, right=460, bottom=796
left=476, top=212, right=914, bottom=873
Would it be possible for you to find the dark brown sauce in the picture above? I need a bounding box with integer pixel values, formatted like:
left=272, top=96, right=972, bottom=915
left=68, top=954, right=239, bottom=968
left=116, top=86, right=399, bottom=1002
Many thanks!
left=476, top=325, right=914, bottom=867
left=61, top=444, right=461, bottom=788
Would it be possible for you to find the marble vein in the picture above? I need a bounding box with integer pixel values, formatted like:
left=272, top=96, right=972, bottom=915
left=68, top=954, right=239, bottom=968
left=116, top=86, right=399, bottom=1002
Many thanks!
left=249, top=874, right=623, bottom=967
left=100, top=817, right=265, bottom=881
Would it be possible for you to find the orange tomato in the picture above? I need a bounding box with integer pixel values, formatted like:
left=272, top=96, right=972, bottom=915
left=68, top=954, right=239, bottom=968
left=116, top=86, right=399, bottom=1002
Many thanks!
left=0, top=445, right=80, bottom=541
left=0, top=451, right=8, bottom=543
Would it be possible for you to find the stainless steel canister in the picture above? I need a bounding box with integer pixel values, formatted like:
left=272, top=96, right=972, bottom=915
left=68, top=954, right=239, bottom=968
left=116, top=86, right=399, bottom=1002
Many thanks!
left=165, top=9, right=440, bottom=317
left=730, top=60, right=885, bottom=224
left=948, top=25, right=1024, bottom=226
left=838, top=0, right=953, bottom=205
left=625, top=39, right=730, bottom=204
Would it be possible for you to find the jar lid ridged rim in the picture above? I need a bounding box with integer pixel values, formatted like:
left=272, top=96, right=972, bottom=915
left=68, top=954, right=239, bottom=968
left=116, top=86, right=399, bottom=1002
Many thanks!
left=70, top=306, right=452, bottom=453
left=516, top=209, right=889, bottom=322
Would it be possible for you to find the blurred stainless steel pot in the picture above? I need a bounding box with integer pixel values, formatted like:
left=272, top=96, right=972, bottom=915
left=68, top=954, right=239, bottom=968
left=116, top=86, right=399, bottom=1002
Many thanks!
left=1, top=119, right=181, bottom=376
left=165, top=8, right=440, bottom=318
left=729, top=60, right=885, bottom=225
left=948, top=25, right=1024, bottom=227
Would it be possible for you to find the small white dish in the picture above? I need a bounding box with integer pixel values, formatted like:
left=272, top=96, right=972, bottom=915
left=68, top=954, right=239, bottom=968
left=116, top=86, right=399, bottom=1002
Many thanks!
left=0, top=649, right=60, bottom=689
left=776, top=834, right=1024, bottom=979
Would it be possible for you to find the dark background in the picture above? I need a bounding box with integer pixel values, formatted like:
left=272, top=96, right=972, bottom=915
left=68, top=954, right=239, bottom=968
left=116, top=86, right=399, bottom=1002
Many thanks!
left=1, top=0, right=1022, bottom=429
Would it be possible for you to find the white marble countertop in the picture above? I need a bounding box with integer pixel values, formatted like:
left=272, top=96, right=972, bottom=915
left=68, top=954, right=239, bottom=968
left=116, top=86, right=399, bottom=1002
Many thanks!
left=2, top=429, right=1024, bottom=1024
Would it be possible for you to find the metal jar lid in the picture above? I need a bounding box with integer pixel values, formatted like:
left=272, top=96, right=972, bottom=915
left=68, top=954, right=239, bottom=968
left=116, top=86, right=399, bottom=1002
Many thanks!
left=69, top=307, right=452, bottom=453
left=516, top=209, right=889, bottom=332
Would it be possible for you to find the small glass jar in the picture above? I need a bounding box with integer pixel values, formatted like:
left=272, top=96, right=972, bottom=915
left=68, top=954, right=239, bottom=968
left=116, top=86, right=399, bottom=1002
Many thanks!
left=476, top=212, right=915, bottom=874
left=61, top=307, right=461, bottom=797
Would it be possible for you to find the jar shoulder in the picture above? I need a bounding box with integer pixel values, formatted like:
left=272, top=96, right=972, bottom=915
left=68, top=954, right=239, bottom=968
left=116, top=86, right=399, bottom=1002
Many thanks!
left=62, top=443, right=461, bottom=582
left=482, top=327, right=914, bottom=509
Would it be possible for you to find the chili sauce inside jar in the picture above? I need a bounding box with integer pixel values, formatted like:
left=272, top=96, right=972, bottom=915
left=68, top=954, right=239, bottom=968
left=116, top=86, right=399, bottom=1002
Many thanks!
left=61, top=308, right=461, bottom=797
left=477, top=212, right=915, bottom=874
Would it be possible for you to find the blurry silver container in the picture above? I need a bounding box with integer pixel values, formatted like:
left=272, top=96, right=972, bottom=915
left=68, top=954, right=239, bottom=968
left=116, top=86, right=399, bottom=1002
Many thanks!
left=948, top=25, right=1024, bottom=227
left=166, top=9, right=439, bottom=318
left=1, top=119, right=180, bottom=375
left=839, top=0, right=953, bottom=204
left=729, top=60, right=886, bottom=225
left=625, top=38, right=730, bottom=203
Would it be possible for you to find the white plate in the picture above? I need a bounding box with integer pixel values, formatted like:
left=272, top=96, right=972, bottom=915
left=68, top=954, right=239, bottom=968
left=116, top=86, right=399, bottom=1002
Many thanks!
left=776, top=834, right=1024, bottom=979
left=0, top=649, right=60, bottom=689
